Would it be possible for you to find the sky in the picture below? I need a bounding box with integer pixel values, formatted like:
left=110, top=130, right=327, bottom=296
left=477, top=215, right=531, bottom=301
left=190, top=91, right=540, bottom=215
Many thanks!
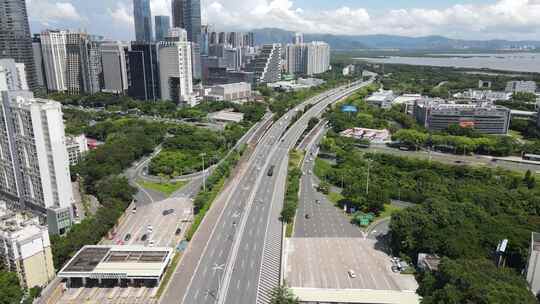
left=26, top=0, right=540, bottom=41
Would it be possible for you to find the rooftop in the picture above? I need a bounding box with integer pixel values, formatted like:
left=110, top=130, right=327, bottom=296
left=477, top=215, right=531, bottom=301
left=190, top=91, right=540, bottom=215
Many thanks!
left=291, top=288, right=421, bottom=304
left=0, top=202, right=45, bottom=242
left=208, top=110, right=244, bottom=123
left=58, top=245, right=173, bottom=279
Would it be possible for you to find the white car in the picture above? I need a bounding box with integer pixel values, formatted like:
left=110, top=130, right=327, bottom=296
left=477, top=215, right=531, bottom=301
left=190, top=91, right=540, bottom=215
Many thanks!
left=149, top=240, right=155, bottom=247
left=348, top=270, right=357, bottom=278
left=147, top=225, right=153, bottom=233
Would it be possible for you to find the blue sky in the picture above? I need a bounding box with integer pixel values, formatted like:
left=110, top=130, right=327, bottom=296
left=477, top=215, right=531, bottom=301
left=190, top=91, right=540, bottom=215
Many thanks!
left=26, top=0, right=540, bottom=41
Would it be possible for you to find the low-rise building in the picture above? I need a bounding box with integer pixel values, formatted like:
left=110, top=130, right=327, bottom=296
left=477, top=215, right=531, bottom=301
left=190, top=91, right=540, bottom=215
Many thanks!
left=58, top=245, right=173, bottom=287
left=340, top=128, right=390, bottom=144
left=342, top=64, right=355, bottom=76
left=207, top=110, right=244, bottom=124
left=0, top=202, right=55, bottom=288
left=267, top=78, right=325, bottom=92
left=366, top=90, right=395, bottom=109
left=414, top=102, right=511, bottom=135
left=453, top=89, right=512, bottom=102
left=506, top=81, right=537, bottom=94
left=206, top=82, right=251, bottom=103
left=66, top=135, right=89, bottom=166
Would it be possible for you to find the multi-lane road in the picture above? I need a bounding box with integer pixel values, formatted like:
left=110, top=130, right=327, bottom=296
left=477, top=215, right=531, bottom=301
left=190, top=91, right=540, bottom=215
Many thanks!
left=160, top=78, right=375, bottom=304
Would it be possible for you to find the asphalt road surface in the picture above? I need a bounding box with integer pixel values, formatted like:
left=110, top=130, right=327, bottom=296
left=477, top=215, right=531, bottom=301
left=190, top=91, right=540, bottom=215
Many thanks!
left=160, top=78, right=375, bottom=304
left=294, top=127, right=363, bottom=238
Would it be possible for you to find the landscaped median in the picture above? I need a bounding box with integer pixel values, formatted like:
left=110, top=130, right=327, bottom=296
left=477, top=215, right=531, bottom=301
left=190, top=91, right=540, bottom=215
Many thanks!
left=137, top=179, right=188, bottom=196
left=282, top=150, right=304, bottom=237
left=185, top=144, right=247, bottom=241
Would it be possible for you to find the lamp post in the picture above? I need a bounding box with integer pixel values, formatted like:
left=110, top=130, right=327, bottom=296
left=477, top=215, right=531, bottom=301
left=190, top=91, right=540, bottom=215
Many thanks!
left=200, top=153, right=206, bottom=192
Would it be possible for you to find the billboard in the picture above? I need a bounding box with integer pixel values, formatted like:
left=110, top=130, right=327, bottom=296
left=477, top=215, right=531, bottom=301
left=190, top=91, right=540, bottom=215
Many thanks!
left=341, top=105, right=358, bottom=113
left=459, top=121, right=475, bottom=128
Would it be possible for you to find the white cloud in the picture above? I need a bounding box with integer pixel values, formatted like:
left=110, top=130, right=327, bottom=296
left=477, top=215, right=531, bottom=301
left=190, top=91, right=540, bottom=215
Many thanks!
left=204, top=0, right=540, bottom=40
left=27, top=0, right=82, bottom=25
left=109, top=3, right=134, bottom=27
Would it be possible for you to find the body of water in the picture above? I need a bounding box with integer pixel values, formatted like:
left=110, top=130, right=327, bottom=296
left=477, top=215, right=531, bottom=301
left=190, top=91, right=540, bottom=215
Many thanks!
left=356, top=53, right=540, bottom=74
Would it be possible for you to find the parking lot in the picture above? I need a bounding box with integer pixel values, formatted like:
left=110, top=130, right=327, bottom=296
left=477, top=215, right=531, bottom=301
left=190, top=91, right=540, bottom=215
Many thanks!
left=284, top=238, right=418, bottom=292
left=103, top=197, right=193, bottom=248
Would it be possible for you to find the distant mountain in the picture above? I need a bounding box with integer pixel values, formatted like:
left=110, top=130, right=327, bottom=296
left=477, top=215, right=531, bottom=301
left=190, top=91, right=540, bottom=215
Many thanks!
left=252, top=28, right=540, bottom=50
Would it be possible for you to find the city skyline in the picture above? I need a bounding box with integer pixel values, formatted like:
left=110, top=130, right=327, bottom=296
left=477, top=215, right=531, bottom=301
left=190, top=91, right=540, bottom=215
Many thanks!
left=25, top=0, right=540, bottom=41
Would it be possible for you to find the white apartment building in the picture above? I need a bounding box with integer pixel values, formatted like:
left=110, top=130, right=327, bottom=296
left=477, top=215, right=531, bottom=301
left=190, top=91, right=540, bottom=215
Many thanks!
left=159, top=28, right=194, bottom=107
left=506, top=81, right=537, bottom=94
left=0, top=201, right=55, bottom=288
left=285, top=41, right=330, bottom=76
left=40, top=30, right=68, bottom=92
left=0, top=59, right=74, bottom=235
left=66, top=135, right=88, bottom=166
left=100, top=42, right=129, bottom=94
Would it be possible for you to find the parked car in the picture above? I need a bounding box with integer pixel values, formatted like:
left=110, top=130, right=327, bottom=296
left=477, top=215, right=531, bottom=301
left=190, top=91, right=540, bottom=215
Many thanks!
left=140, top=234, right=148, bottom=241
left=175, top=228, right=182, bottom=235
left=348, top=269, right=357, bottom=278
left=124, top=234, right=131, bottom=242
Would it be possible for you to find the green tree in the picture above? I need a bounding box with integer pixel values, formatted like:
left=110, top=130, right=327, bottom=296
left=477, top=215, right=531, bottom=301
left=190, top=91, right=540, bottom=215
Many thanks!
left=270, top=284, right=299, bottom=304
left=0, top=272, right=23, bottom=304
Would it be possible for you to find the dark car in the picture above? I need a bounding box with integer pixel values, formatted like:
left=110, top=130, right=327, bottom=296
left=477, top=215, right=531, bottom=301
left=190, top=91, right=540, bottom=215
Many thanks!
left=124, top=234, right=131, bottom=242
left=267, top=165, right=275, bottom=177
left=140, top=234, right=148, bottom=241
left=162, top=209, right=174, bottom=216
left=175, top=228, right=182, bottom=235
left=305, top=214, right=310, bottom=219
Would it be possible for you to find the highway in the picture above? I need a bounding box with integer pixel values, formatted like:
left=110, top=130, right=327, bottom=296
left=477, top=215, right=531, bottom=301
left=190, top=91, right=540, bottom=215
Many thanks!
left=294, top=126, right=363, bottom=238
left=161, top=78, right=375, bottom=304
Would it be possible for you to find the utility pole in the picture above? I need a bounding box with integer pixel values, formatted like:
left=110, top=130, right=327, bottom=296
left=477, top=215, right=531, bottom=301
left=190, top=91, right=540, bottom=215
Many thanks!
left=201, top=153, right=206, bottom=192
left=366, top=159, right=373, bottom=195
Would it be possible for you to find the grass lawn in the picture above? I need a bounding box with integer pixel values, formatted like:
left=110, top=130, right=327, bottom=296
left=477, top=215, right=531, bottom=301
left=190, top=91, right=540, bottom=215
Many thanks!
left=377, top=203, right=403, bottom=220
left=289, top=150, right=305, bottom=168
left=327, top=192, right=344, bottom=205
left=137, top=180, right=188, bottom=196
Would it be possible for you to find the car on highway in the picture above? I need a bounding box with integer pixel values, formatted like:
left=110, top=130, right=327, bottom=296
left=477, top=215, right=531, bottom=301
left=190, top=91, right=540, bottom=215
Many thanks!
left=267, top=165, right=275, bottom=177
left=305, top=214, right=310, bottom=219
left=147, top=225, right=153, bottom=233
left=348, top=269, right=357, bottom=278
left=162, top=209, right=174, bottom=216
left=124, top=234, right=131, bottom=242
left=140, top=234, right=148, bottom=241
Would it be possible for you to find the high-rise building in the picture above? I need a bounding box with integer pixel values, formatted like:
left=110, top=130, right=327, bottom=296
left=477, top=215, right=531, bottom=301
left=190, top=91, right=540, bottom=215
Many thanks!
left=40, top=30, right=68, bottom=92
left=285, top=41, right=330, bottom=76
left=65, top=32, right=101, bottom=95
left=32, top=35, right=46, bottom=88
left=155, top=16, right=171, bottom=42
left=293, top=32, right=304, bottom=45
left=133, top=0, right=153, bottom=42
left=0, top=202, right=55, bottom=288
left=0, top=59, right=74, bottom=235
left=172, top=0, right=201, bottom=80
left=172, top=0, right=201, bottom=44
left=159, top=28, right=194, bottom=107
left=100, top=42, right=129, bottom=94
left=200, top=25, right=210, bottom=56
left=126, top=42, right=160, bottom=101
left=0, top=0, right=37, bottom=92
left=247, top=44, right=282, bottom=84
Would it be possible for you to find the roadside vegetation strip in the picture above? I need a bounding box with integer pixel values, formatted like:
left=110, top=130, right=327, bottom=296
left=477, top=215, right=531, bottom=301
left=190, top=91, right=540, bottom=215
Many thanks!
left=137, top=179, right=188, bottom=196
left=155, top=251, right=183, bottom=299
left=282, top=150, right=304, bottom=237
left=185, top=147, right=244, bottom=241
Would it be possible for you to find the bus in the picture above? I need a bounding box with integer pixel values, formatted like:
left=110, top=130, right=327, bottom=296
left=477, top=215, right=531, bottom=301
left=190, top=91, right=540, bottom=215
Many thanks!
left=523, top=154, right=540, bottom=162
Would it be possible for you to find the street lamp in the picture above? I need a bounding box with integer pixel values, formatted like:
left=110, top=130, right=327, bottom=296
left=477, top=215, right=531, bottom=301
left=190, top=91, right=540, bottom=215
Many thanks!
left=366, top=159, right=373, bottom=195
left=200, top=153, right=206, bottom=192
